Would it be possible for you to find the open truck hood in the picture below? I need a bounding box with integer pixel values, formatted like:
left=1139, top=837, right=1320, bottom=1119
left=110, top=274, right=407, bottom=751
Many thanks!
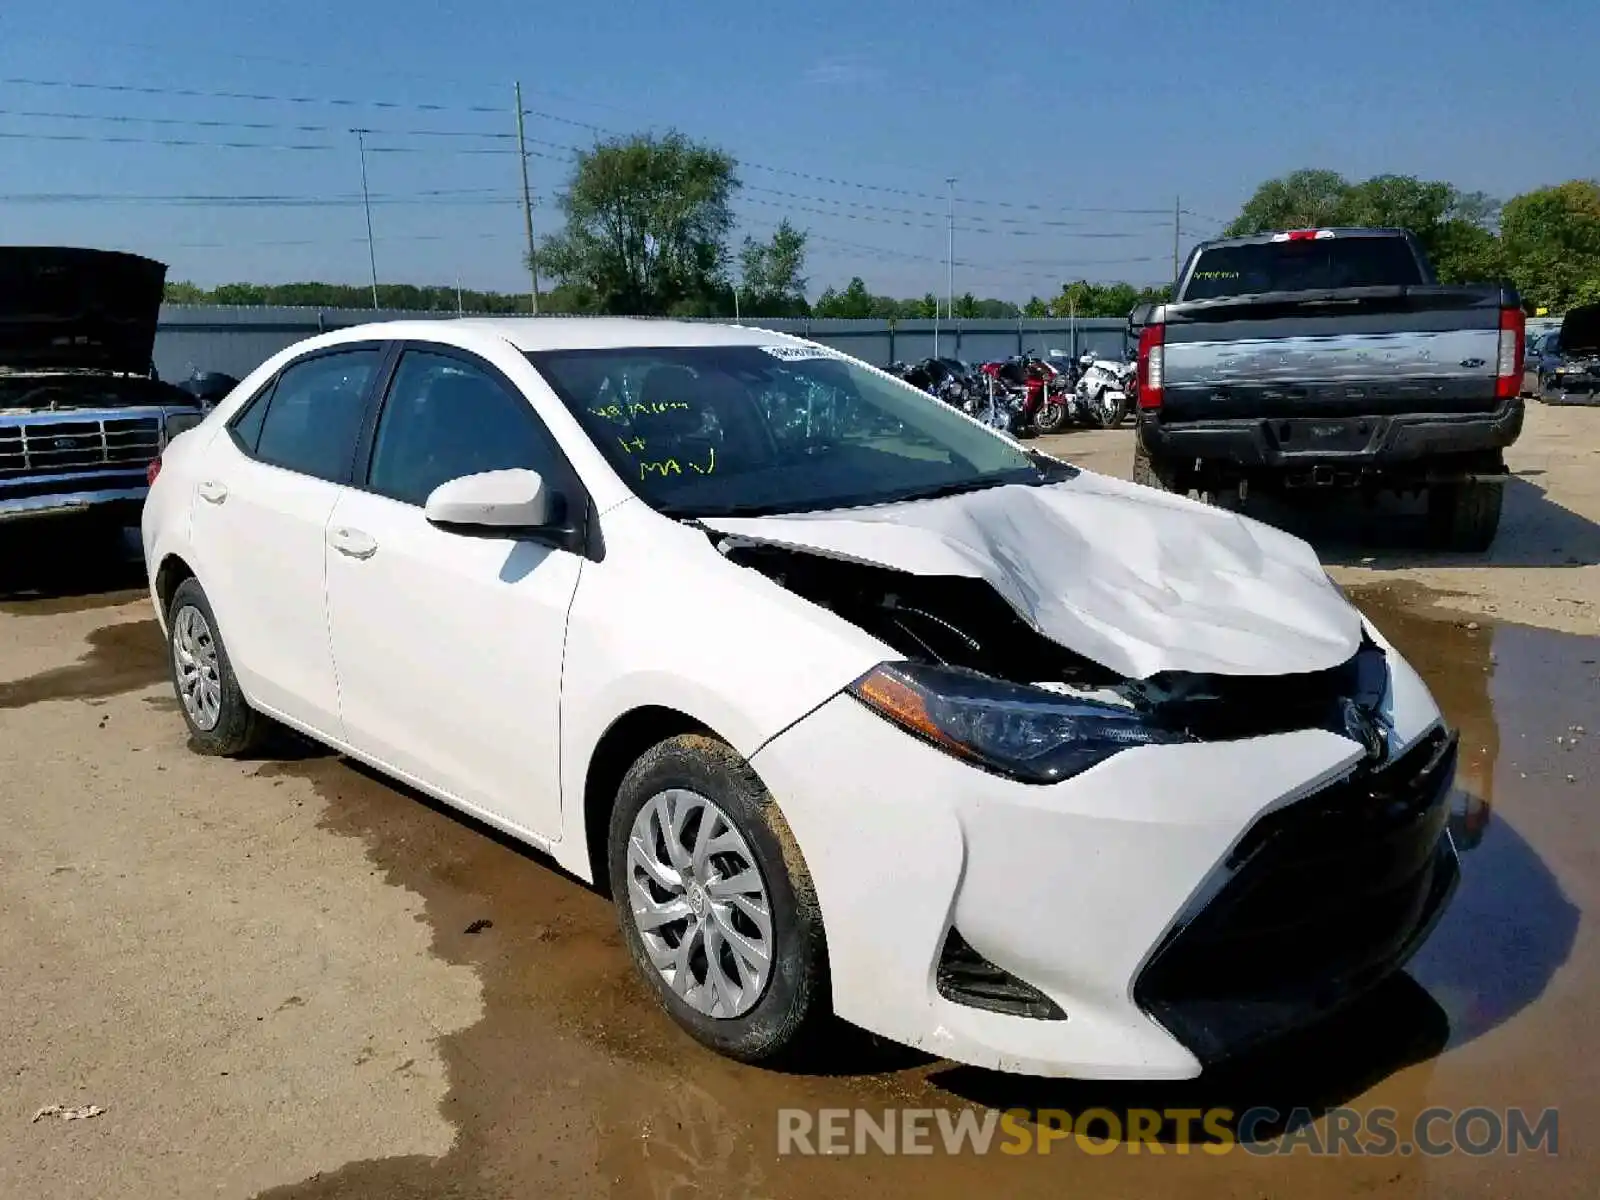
left=701, top=471, right=1362, bottom=680
left=0, top=247, right=166, bottom=374
left=1559, top=303, right=1600, bottom=358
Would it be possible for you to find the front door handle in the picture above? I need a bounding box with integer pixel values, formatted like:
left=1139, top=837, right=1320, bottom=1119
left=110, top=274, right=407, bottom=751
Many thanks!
left=197, top=480, right=228, bottom=505
left=328, top=526, right=378, bottom=560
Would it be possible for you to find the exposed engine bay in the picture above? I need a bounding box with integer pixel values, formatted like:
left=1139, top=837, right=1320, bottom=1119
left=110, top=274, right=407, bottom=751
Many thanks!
left=717, top=536, right=1389, bottom=744
left=0, top=372, right=195, bottom=415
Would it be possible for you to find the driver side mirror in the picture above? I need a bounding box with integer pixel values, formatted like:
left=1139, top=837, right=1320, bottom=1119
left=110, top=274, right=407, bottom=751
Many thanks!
left=424, top=469, right=556, bottom=533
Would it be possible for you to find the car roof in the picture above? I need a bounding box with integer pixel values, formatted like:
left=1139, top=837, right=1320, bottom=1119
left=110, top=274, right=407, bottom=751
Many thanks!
left=309, top=316, right=813, bottom=354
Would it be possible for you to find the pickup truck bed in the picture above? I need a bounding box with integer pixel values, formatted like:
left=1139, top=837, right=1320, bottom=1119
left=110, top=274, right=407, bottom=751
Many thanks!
left=1134, top=229, right=1526, bottom=551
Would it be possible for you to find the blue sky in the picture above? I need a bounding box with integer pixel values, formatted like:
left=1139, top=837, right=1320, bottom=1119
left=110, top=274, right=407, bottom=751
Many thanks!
left=1, top=0, right=1595, bottom=301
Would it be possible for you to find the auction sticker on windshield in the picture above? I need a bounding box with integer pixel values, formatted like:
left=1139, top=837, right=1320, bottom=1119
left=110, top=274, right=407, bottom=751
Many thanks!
left=760, top=344, right=842, bottom=361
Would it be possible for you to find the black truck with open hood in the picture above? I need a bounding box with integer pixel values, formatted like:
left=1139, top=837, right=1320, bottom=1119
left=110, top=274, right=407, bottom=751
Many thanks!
left=1540, top=302, right=1600, bottom=405
left=0, top=247, right=204, bottom=534
left=1132, top=228, right=1526, bottom=551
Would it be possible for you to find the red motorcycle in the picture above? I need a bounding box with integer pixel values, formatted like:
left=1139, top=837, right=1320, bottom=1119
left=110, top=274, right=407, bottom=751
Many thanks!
left=978, top=354, right=1071, bottom=435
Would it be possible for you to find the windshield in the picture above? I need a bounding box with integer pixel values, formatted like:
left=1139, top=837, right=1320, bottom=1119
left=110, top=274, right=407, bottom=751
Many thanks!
left=1183, top=236, right=1425, bottom=300
left=528, top=344, right=1066, bottom=517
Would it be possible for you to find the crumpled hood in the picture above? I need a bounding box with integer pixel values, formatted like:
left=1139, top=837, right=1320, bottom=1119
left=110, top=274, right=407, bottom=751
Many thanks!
left=701, top=470, right=1363, bottom=680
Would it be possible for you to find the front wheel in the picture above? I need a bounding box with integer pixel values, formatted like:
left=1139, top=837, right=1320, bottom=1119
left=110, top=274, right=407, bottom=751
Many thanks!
left=1032, top=398, right=1069, bottom=434
left=608, top=734, right=830, bottom=1065
left=1090, top=389, right=1128, bottom=428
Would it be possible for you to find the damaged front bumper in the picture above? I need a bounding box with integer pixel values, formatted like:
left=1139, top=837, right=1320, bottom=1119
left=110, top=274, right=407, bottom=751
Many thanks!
left=751, top=621, right=1455, bottom=1079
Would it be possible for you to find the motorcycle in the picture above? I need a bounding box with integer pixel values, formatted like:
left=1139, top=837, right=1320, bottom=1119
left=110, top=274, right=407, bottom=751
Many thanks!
left=1073, top=352, right=1132, bottom=428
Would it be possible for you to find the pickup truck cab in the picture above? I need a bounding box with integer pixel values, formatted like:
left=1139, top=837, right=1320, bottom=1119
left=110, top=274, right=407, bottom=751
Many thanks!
left=1133, top=228, right=1525, bottom=551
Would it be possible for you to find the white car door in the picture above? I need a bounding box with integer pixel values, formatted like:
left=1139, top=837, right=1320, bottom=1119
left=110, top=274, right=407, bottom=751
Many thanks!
left=187, top=345, right=385, bottom=734
left=322, top=346, right=586, bottom=842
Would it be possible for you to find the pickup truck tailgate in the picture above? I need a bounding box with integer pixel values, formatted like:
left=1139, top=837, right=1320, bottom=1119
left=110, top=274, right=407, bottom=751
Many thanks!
left=1161, top=290, right=1505, bottom=421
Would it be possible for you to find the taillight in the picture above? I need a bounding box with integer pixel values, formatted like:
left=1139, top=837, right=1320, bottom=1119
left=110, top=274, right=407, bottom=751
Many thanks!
left=146, top=456, right=162, bottom=485
left=1137, top=323, right=1165, bottom=409
left=1495, top=307, right=1525, bottom=399
left=1272, top=229, right=1335, bottom=241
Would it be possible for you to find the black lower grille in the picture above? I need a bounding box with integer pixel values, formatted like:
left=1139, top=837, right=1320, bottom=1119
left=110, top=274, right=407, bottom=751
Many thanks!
left=937, top=928, right=1066, bottom=1020
left=1134, top=728, right=1459, bottom=1064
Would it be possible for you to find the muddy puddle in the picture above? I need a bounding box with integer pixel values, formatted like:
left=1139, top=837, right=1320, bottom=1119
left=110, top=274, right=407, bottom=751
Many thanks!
left=218, top=587, right=1597, bottom=1198
left=0, top=618, right=167, bottom=709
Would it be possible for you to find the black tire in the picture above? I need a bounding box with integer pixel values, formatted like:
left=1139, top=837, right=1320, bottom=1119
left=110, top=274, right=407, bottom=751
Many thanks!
left=165, top=577, right=270, bottom=756
left=1032, top=398, right=1068, bottom=434
left=1091, top=389, right=1129, bottom=429
left=1131, top=438, right=1173, bottom=491
left=1426, top=479, right=1504, bottom=552
left=607, top=733, right=829, bottom=1065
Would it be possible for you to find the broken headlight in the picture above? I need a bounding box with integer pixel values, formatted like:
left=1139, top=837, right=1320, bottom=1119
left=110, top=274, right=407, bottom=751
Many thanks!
left=848, top=661, right=1191, bottom=784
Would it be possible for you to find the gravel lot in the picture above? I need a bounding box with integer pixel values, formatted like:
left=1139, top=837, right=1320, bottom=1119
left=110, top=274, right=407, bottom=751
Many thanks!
left=2, top=401, right=1596, bottom=1199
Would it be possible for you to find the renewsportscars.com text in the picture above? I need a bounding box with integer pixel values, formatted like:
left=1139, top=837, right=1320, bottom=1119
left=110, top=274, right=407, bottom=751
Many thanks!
left=777, top=1106, right=1559, bottom=1157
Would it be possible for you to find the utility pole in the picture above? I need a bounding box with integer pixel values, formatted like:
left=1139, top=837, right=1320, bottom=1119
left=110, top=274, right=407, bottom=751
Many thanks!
left=514, top=82, right=540, bottom=315
left=1172, top=194, right=1181, bottom=287
left=946, top=176, right=956, bottom=333
left=354, top=129, right=379, bottom=310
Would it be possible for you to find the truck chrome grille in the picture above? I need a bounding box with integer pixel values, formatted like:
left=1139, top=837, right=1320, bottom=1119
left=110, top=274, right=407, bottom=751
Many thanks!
left=0, top=415, right=162, bottom=478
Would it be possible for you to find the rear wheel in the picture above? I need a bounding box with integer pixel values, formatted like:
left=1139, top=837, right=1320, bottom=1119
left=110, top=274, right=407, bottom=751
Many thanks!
left=1132, top=439, right=1174, bottom=491
left=166, top=577, right=270, bottom=756
left=608, top=734, right=829, bottom=1064
left=1426, top=479, right=1504, bottom=552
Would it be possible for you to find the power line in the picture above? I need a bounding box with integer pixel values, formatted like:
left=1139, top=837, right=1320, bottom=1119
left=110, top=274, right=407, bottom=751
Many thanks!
left=0, top=75, right=511, bottom=116
left=2, top=74, right=1208, bottom=220
left=0, top=189, right=514, bottom=207
left=0, top=106, right=517, bottom=140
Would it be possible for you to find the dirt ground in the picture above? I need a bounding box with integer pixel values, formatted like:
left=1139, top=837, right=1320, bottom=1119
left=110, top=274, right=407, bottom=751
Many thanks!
left=1, top=400, right=1596, bottom=1199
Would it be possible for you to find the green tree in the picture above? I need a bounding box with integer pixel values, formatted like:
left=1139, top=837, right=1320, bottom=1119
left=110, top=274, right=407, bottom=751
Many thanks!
left=537, top=131, right=738, bottom=315
left=1022, top=296, right=1050, bottom=317
left=1223, top=170, right=1508, bottom=284
left=737, top=219, right=810, bottom=316
left=813, top=276, right=874, bottom=318
left=1225, top=169, right=1350, bottom=236
left=1499, top=181, right=1600, bottom=312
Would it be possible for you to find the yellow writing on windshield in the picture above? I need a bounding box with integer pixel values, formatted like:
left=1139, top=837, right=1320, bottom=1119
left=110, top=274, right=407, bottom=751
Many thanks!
left=589, top=400, right=693, bottom=424
left=639, top=446, right=715, bottom=479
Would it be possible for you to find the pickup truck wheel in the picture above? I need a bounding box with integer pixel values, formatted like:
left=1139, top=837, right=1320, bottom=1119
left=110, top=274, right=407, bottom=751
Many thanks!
left=1426, top=480, right=1504, bottom=553
left=1132, top=440, right=1172, bottom=491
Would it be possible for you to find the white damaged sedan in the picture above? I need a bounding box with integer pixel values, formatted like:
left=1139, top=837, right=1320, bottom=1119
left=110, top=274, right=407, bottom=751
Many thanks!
left=141, top=319, right=1459, bottom=1079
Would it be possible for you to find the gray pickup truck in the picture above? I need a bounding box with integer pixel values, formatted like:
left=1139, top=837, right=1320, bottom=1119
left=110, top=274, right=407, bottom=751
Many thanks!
left=1, top=247, right=205, bottom=540
left=1132, top=228, right=1526, bottom=551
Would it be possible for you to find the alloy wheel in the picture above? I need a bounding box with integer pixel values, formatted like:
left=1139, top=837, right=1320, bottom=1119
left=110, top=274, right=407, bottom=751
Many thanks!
left=625, top=788, right=774, bottom=1018
left=171, top=604, right=223, bottom=732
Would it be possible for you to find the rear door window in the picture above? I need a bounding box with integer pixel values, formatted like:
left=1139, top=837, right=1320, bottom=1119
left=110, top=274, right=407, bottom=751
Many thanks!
left=1184, top=238, right=1425, bottom=299
left=251, top=349, right=381, bottom=483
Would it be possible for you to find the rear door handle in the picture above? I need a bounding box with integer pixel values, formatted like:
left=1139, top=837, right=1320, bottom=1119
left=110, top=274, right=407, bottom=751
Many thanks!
left=328, top=526, right=378, bottom=560
left=197, top=480, right=228, bottom=504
